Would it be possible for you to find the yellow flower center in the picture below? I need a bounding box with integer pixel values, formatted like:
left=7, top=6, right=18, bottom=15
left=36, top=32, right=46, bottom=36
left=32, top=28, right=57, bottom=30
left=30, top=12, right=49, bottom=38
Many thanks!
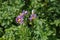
left=17, top=19, right=21, bottom=23
left=32, top=17, right=35, bottom=19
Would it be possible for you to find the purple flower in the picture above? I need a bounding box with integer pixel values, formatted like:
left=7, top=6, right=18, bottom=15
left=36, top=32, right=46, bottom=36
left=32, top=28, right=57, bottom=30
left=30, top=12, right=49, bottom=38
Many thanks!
left=29, top=14, right=36, bottom=21
left=16, top=15, right=23, bottom=24
left=20, top=13, right=24, bottom=17
left=22, top=10, right=28, bottom=14
left=20, top=10, right=28, bottom=17
left=29, top=9, right=36, bottom=21
left=24, top=11, right=28, bottom=14
left=16, top=10, right=28, bottom=24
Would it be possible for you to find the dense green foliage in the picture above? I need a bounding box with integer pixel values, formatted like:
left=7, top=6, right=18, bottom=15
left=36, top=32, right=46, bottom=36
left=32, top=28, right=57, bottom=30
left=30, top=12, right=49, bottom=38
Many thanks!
left=0, top=0, right=60, bottom=40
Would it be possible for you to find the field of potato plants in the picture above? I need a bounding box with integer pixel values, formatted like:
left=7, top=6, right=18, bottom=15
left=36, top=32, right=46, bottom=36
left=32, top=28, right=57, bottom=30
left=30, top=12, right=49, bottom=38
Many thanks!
left=0, top=0, right=60, bottom=40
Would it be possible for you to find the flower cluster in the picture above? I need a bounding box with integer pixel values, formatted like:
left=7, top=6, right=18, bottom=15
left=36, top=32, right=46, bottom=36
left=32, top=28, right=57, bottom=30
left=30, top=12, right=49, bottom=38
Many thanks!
left=29, top=10, right=36, bottom=21
left=16, top=15, right=23, bottom=24
left=16, top=10, right=27, bottom=24
left=16, top=10, right=36, bottom=24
